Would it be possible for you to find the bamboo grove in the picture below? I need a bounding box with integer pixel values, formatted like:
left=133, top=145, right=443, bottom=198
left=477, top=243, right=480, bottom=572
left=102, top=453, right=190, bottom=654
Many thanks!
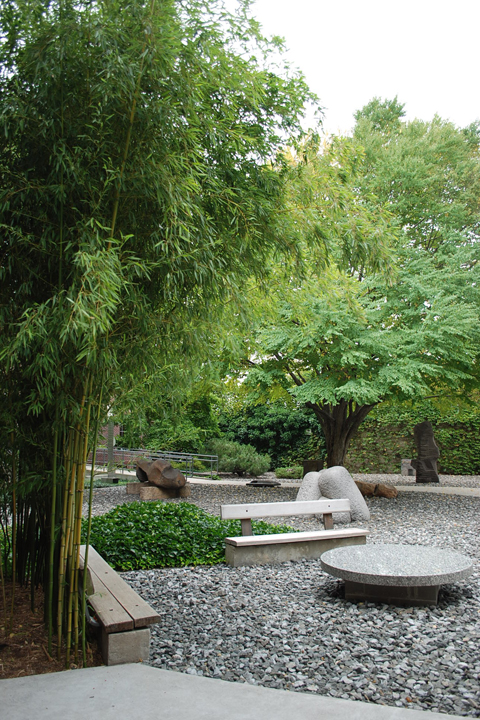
left=0, top=0, right=315, bottom=663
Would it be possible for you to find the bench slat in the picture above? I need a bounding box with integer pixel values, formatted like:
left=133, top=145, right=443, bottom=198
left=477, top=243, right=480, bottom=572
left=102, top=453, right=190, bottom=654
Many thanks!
left=79, top=546, right=160, bottom=629
left=225, top=528, right=368, bottom=547
left=78, top=555, right=134, bottom=633
left=86, top=585, right=135, bottom=633
left=221, top=499, right=350, bottom=520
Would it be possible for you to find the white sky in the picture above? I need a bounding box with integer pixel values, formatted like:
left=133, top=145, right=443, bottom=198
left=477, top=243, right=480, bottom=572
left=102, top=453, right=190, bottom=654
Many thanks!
left=250, top=0, right=480, bottom=135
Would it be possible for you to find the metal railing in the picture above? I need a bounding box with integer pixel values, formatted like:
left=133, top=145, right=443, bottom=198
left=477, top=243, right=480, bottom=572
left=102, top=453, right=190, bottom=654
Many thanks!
left=89, top=447, right=218, bottom=479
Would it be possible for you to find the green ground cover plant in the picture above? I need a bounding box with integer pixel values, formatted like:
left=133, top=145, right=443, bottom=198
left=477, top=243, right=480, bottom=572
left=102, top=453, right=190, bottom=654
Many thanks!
left=82, top=502, right=296, bottom=570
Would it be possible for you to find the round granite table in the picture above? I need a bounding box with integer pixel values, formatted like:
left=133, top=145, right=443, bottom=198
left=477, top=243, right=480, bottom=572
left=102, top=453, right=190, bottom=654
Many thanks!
left=320, top=544, right=473, bottom=606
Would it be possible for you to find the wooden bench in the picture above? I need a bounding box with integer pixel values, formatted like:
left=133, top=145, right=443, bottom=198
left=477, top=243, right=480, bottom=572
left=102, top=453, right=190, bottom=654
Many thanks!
left=79, top=545, right=160, bottom=665
left=220, top=499, right=368, bottom=567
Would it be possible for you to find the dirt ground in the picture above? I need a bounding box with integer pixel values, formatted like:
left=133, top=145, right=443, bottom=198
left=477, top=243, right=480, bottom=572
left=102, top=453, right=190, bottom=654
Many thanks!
left=0, top=581, right=104, bottom=679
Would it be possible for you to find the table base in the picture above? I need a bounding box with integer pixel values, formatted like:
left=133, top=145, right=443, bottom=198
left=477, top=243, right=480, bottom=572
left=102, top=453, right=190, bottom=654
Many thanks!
left=345, top=580, right=440, bottom=607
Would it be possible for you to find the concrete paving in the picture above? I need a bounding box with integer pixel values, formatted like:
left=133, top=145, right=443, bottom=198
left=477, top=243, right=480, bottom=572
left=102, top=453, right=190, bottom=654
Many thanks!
left=0, top=663, right=465, bottom=720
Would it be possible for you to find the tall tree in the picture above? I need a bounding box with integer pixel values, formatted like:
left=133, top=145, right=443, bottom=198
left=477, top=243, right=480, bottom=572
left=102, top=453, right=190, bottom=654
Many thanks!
left=0, top=0, right=315, bottom=660
left=354, top=97, right=480, bottom=250
left=246, top=244, right=480, bottom=466
left=235, top=109, right=480, bottom=466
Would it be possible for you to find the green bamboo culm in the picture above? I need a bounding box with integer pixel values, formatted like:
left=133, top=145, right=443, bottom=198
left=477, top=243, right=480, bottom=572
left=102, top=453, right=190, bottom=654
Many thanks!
left=82, top=376, right=104, bottom=667
left=0, top=527, right=6, bottom=638
left=47, top=405, right=60, bottom=654
left=9, top=431, right=16, bottom=633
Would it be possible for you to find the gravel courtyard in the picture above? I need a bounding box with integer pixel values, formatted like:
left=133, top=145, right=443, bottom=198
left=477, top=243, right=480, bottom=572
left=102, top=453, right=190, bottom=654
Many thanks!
left=89, top=477, right=480, bottom=717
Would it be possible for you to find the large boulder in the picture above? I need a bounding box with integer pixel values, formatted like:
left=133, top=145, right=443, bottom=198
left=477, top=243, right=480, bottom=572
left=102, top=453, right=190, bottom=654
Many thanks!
left=296, top=466, right=370, bottom=524
left=296, top=471, right=322, bottom=502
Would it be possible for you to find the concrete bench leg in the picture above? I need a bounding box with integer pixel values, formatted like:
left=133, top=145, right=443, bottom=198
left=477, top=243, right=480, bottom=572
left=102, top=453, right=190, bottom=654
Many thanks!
left=344, top=581, right=440, bottom=607
left=101, top=628, right=151, bottom=665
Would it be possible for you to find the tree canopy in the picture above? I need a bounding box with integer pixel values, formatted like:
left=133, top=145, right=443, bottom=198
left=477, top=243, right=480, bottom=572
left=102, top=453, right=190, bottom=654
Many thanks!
left=234, top=102, right=480, bottom=467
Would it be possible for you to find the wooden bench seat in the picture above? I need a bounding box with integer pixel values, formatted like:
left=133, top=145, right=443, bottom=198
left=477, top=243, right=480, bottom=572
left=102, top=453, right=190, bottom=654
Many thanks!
left=220, top=499, right=368, bottom=567
left=79, top=545, right=160, bottom=665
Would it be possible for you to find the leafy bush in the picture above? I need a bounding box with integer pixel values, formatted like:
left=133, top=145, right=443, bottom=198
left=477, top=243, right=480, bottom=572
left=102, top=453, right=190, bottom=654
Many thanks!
left=81, top=502, right=295, bottom=570
left=117, top=396, right=221, bottom=454
left=206, top=438, right=270, bottom=476
left=218, top=402, right=325, bottom=467
left=275, top=466, right=303, bottom=479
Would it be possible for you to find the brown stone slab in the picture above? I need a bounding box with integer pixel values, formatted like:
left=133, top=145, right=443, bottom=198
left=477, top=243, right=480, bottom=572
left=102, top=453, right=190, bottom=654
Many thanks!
left=179, top=483, right=191, bottom=498
left=126, top=482, right=142, bottom=494
left=139, top=485, right=173, bottom=500
left=139, top=483, right=191, bottom=500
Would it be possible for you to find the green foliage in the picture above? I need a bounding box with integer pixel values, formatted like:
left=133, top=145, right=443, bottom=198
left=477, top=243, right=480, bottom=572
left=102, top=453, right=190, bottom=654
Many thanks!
left=346, top=400, right=480, bottom=475
left=274, top=135, right=397, bottom=277
left=218, top=401, right=325, bottom=466
left=274, top=466, right=303, bottom=479
left=0, top=0, right=314, bottom=598
left=233, top=105, right=480, bottom=466
left=118, top=393, right=221, bottom=453
left=0, top=0, right=318, bottom=651
left=354, top=100, right=480, bottom=250
left=206, top=438, right=271, bottom=476
left=81, top=501, right=295, bottom=570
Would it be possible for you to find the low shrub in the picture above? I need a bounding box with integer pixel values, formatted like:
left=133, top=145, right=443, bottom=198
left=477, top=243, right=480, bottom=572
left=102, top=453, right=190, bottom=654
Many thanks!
left=218, top=402, right=325, bottom=468
left=81, top=501, right=295, bottom=570
left=274, top=466, right=303, bottom=479
left=205, top=438, right=270, bottom=476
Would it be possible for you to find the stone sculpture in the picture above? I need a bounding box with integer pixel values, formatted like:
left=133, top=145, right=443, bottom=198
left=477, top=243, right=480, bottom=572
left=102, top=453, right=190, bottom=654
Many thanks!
left=296, top=466, right=370, bottom=523
left=411, top=421, right=440, bottom=484
left=136, top=458, right=186, bottom=488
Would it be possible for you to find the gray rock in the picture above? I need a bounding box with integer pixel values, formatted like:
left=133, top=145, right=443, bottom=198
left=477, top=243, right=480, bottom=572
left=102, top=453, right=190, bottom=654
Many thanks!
left=295, top=471, right=322, bottom=502
left=296, top=466, right=370, bottom=523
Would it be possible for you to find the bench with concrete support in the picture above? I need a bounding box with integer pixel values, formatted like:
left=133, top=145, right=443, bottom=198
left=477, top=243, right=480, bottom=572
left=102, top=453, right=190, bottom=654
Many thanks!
left=79, top=545, right=160, bottom=665
left=221, top=499, right=368, bottom=567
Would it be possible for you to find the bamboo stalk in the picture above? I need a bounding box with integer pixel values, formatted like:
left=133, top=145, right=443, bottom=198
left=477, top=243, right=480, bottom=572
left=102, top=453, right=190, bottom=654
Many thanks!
left=0, top=530, right=6, bottom=638
left=82, top=377, right=104, bottom=666
left=64, top=380, right=88, bottom=666
left=9, top=431, right=17, bottom=633
left=64, top=422, right=81, bottom=667
left=56, top=426, right=74, bottom=659
left=47, top=406, right=60, bottom=654
left=72, top=390, right=92, bottom=665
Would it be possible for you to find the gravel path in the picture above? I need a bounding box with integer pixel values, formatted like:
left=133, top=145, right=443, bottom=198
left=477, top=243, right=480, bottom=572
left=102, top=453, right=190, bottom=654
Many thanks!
left=87, top=477, right=480, bottom=717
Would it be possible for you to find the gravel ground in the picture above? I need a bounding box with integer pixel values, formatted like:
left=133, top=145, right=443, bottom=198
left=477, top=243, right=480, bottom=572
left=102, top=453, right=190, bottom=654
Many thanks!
left=87, top=476, right=480, bottom=717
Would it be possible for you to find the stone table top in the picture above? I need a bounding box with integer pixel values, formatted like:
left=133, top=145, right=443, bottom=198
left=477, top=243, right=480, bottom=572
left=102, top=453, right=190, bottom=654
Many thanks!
left=320, top=544, right=473, bottom=587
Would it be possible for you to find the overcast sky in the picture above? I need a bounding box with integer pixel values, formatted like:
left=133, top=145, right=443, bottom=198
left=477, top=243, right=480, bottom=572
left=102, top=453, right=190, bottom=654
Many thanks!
left=250, top=0, right=480, bottom=135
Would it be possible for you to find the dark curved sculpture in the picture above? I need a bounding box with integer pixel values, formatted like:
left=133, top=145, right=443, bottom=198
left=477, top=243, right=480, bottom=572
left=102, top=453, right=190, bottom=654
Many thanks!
left=411, top=421, right=440, bottom=484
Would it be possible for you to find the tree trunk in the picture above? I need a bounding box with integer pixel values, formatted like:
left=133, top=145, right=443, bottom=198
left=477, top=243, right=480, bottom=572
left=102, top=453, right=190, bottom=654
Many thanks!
left=306, top=399, right=378, bottom=468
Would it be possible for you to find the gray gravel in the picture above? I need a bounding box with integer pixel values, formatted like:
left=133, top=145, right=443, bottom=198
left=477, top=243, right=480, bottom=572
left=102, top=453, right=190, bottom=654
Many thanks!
left=87, top=478, right=480, bottom=717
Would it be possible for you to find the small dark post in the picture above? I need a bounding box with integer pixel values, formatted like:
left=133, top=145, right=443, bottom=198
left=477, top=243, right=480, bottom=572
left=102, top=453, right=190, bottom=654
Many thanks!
left=302, top=460, right=323, bottom=477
